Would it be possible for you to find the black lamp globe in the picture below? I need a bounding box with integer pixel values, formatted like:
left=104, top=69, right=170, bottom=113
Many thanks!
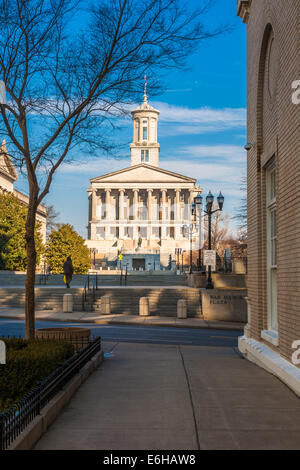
left=206, top=191, right=214, bottom=211
left=191, top=202, right=195, bottom=215
left=194, top=193, right=203, bottom=206
left=217, top=192, right=224, bottom=211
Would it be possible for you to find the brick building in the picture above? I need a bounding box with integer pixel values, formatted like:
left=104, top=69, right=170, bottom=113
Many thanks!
left=237, top=0, right=300, bottom=394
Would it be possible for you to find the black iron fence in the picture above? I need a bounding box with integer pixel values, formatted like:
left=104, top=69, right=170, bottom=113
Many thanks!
left=0, top=336, right=101, bottom=450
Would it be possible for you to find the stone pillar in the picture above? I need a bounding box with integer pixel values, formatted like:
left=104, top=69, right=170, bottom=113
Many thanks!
left=147, top=189, right=153, bottom=240
left=133, top=189, right=139, bottom=219
left=105, top=189, right=111, bottom=240
left=177, top=299, right=187, bottom=319
left=119, top=189, right=125, bottom=220
left=97, top=192, right=102, bottom=220
left=175, top=189, right=181, bottom=240
left=161, top=189, right=167, bottom=239
left=119, top=189, right=125, bottom=238
left=133, top=189, right=139, bottom=239
left=63, top=294, right=73, bottom=313
left=139, top=297, right=150, bottom=317
left=105, top=189, right=111, bottom=220
left=92, top=189, right=97, bottom=220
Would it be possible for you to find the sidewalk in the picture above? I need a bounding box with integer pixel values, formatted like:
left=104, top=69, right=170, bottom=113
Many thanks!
left=34, top=341, right=300, bottom=450
left=0, top=308, right=244, bottom=331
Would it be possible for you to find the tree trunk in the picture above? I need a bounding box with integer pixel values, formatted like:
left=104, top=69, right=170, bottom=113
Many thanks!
left=25, top=190, right=38, bottom=340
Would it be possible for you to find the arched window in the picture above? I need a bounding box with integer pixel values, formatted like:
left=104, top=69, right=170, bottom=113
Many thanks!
left=142, top=120, right=148, bottom=140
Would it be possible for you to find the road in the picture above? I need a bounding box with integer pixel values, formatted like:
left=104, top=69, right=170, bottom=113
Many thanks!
left=0, top=319, right=241, bottom=348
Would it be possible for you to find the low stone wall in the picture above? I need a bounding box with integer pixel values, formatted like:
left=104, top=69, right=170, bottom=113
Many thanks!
left=187, top=273, right=247, bottom=289
left=201, top=289, right=247, bottom=323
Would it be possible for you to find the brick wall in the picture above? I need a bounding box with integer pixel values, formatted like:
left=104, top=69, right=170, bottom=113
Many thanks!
left=239, top=0, right=300, bottom=361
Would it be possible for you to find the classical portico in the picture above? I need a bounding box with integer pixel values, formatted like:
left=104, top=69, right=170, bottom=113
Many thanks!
left=86, top=89, right=201, bottom=269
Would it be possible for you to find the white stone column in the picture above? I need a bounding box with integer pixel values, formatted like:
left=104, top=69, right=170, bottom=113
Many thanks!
left=119, top=189, right=125, bottom=239
left=147, top=189, right=153, bottom=240
left=119, top=189, right=125, bottom=220
left=188, top=190, right=194, bottom=223
left=133, top=189, right=139, bottom=239
left=161, top=189, right=167, bottom=239
left=96, top=191, right=102, bottom=220
left=105, top=189, right=111, bottom=239
left=92, top=189, right=97, bottom=220
left=175, top=189, right=181, bottom=240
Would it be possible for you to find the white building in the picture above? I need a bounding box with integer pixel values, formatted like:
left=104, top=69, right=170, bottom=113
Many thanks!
left=86, top=91, right=201, bottom=270
left=0, top=139, right=47, bottom=243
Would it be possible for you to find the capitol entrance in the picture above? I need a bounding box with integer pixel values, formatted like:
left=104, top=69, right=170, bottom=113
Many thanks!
left=133, top=258, right=146, bottom=271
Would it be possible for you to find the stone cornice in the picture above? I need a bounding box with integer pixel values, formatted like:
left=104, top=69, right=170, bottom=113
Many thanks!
left=237, top=0, right=252, bottom=23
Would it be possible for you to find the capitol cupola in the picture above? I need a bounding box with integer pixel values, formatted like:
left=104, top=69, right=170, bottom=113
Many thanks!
left=130, top=75, right=160, bottom=167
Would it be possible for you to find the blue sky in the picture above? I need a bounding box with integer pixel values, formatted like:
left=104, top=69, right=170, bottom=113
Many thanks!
left=15, top=0, right=247, bottom=238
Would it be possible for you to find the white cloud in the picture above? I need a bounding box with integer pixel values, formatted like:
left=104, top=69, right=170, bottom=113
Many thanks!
left=153, top=102, right=246, bottom=125
left=130, top=102, right=247, bottom=136
left=175, top=144, right=246, bottom=164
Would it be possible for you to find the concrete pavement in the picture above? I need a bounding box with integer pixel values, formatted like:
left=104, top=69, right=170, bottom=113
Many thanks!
left=34, top=341, right=300, bottom=450
left=0, top=308, right=244, bottom=331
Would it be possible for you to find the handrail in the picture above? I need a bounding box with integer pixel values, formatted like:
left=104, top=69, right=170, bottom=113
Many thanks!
left=120, top=267, right=128, bottom=286
left=82, top=273, right=98, bottom=310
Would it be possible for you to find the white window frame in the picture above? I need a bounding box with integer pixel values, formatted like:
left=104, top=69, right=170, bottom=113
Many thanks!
left=141, top=149, right=149, bottom=163
left=266, top=163, right=278, bottom=334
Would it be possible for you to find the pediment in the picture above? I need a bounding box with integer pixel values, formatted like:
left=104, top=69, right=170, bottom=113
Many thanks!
left=91, top=164, right=196, bottom=184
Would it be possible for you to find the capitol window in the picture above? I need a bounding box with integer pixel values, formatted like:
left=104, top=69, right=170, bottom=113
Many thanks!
left=142, top=120, right=148, bottom=140
left=141, top=150, right=149, bottom=163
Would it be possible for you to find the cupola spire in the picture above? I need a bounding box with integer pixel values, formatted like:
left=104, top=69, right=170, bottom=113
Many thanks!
left=143, top=73, right=148, bottom=103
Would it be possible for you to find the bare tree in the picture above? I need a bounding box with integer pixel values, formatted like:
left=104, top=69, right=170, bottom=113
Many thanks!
left=203, top=208, right=231, bottom=257
left=234, top=174, right=247, bottom=233
left=46, top=205, right=60, bottom=235
left=0, top=0, right=226, bottom=338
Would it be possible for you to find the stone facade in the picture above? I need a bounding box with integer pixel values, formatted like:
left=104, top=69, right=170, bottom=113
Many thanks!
left=237, top=0, right=300, bottom=387
left=86, top=94, right=201, bottom=270
left=0, top=139, right=47, bottom=243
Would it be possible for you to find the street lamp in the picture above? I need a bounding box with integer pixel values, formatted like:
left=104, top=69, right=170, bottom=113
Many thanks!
left=184, top=223, right=197, bottom=274
left=175, top=248, right=182, bottom=271
left=89, top=248, right=96, bottom=270
left=203, top=191, right=224, bottom=289
left=192, top=192, right=203, bottom=271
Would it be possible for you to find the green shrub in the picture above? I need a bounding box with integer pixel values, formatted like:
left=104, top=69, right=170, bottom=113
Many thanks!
left=0, top=338, right=74, bottom=412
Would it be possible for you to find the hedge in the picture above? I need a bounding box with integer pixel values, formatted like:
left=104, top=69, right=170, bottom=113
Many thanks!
left=0, top=338, right=74, bottom=412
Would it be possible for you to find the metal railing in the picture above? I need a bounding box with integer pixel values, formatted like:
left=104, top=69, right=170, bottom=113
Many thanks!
left=120, top=266, right=128, bottom=286
left=82, top=274, right=99, bottom=310
left=0, top=336, right=101, bottom=450
left=37, top=266, right=50, bottom=285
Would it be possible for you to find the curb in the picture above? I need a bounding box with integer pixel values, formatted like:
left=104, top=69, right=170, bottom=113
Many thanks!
left=7, top=350, right=104, bottom=450
left=0, top=314, right=245, bottom=331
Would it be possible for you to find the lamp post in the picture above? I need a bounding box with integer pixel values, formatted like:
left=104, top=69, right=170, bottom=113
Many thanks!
left=89, top=248, right=96, bottom=270
left=203, top=191, right=224, bottom=289
left=175, top=248, right=182, bottom=271
left=191, top=192, right=203, bottom=271
left=184, top=224, right=195, bottom=274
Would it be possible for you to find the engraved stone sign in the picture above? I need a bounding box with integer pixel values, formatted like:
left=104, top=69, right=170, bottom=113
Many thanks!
left=202, top=289, right=247, bottom=323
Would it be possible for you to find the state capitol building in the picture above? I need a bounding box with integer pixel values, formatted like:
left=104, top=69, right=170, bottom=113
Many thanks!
left=86, top=88, right=201, bottom=271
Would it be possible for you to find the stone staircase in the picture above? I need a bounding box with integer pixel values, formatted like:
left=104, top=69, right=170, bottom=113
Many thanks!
left=0, top=286, right=202, bottom=317
left=0, top=271, right=187, bottom=287
left=0, top=287, right=83, bottom=311
left=84, top=287, right=202, bottom=318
